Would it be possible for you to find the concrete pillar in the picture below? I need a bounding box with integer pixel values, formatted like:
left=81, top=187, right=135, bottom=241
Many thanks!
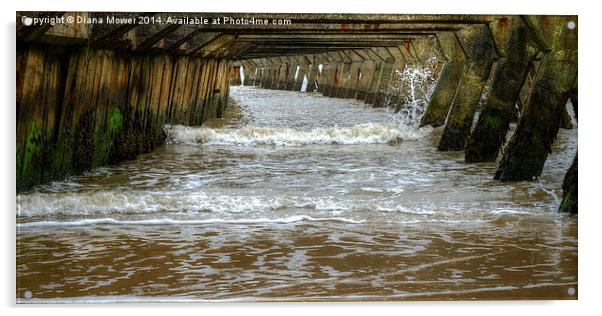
left=269, top=61, right=281, bottom=89
left=335, top=62, right=352, bottom=98
left=240, top=62, right=251, bottom=86
left=559, top=152, right=577, bottom=213
left=243, top=61, right=257, bottom=86
left=419, top=32, right=468, bottom=127
left=438, top=24, right=496, bottom=151
left=263, top=62, right=276, bottom=89
left=494, top=15, right=577, bottom=181
left=255, top=65, right=265, bottom=87
left=275, top=58, right=287, bottom=89
left=318, top=62, right=331, bottom=95
left=261, top=62, right=275, bottom=89
left=374, top=58, right=395, bottom=107
left=306, top=58, right=319, bottom=92
left=327, top=62, right=341, bottom=97
left=323, top=52, right=341, bottom=97
left=569, top=80, right=578, bottom=119
left=346, top=61, right=363, bottom=98
left=464, top=17, right=536, bottom=162
left=365, top=61, right=383, bottom=105
left=317, top=62, right=330, bottom=94
left=314, top=54, right=330, bottom=94
left=356, top=60, right=375, bottom=101
left=294, top=57, right=310, bottom=91
left=284, top=57, right=298, bottom=90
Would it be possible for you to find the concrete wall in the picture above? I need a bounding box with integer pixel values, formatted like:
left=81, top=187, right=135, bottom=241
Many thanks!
left=16, top=44, right=230, bottom=192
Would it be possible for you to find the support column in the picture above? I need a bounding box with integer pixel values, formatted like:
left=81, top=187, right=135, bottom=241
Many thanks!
left=306, top=57, right=319, bottom=93
left=327, top=62, right=340, bottom=97
left=229, top=66, right=241, bottom=86
left=438, top=24, right=495, bottom=151
left=373, top=59, right=394, bottom=107
left=494, top=16, right=577, bottom=181
left=569, top=80, right=578, bottom=119
left=260, top=62, right=272, bottom=88
left=324, top=52, right=342, bottom=97
left=284, top=57, right=298, bottom=90
left=318, top=62, right=331, bottom=95
left=294, top=57, right=310, bottom=91
left=419, top=32, right=467, bottom=127
left=559, top=152, right=577, bottom=213
left=465, top=17, right=535, bottom=162
left=240, top=61, right=254, bottom=86
left=365, top=58, right=383, bottom=105
left=356, top=60, right=374, bottom=101
left=269, top=59, right=282, bottom=89
left=255, top=60, right=266, bottom=87
left=315, top=55, right=328, bottom=93
left=275, top=57, right=288, bottom=90
left=255, top=66, right=264, bottom=87
left=336, top=62, right=352, bottom=98
left=346, top=61, right=362, bottom=98
left=247, top=61, right=258, bottom=86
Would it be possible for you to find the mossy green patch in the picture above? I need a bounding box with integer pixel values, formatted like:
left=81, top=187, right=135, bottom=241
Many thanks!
left=92, top=107, right=124, bottom=167
left=108, top=107, right=124, bottom=136
left=21, top=122, right=42, bottom=176
left=482, top=113, right=504, bottom=131
left=559, top=190, right=577, bottom=214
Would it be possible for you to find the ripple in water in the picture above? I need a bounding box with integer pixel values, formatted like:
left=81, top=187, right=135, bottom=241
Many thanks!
left=17, top=86, right=577, bottom=302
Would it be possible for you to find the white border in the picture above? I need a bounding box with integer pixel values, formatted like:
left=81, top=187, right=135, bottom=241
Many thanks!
left=3, top=1, right=598, bottom=315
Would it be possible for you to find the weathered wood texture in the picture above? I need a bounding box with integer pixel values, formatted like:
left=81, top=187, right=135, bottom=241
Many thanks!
left=419, top=32, right=467, bottom=127
left=494, top=16, right=577, bottom=182
left=16, top=44, right=230, bottom=192
left=465, top=17, right=535, bottom=162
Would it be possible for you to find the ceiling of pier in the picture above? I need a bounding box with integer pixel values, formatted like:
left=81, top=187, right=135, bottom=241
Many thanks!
left=16, top=12, right=500, bottom=61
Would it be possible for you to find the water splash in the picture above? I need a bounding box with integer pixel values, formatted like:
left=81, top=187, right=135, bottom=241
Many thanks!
left=385, top=55, right=439, bottom=127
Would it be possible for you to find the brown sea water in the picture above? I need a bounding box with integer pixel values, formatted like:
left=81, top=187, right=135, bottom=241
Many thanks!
left=16, top=86, right=577, bottom=302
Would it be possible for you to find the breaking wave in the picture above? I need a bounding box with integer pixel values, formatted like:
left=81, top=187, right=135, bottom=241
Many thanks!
left=164, top=123, right=432, bottom=147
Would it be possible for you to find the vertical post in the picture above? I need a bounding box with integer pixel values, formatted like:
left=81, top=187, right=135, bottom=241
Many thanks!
left=420, top=32, right=467, bottom=127
left=294, top=56, right=310, bottom=91
left=275, top=57, right=287, bottom=89
left=356, top=59, right=374, bottom=101
left=438, top=24, right=496, bottom=151
left=465, top=17, right=536, bottom=162
left=559, top=152, right=577, bottom=213
left=284, top=56, right=298, bottom=90
left=494, top=16, right=577, bottom=181
left=229, top=65, right=241, bottom=86
left=306, top=56, right=319, bottom=93
left=373, top=59, right=394, bottom=107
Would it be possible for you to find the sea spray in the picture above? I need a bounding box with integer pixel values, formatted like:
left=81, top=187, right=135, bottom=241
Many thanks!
left=385, top=52, right=439, bottom=127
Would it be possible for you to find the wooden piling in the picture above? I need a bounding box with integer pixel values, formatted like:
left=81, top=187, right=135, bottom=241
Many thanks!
left=437, top=24, right=495, bottom=151
left=494, top=16, right=577, bottom=182
left=465, top=17, right=535, bottom=162
left=420, top=32, right=467, bottom=127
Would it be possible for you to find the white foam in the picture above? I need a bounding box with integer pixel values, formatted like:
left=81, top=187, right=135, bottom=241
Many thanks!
left=164, top=123, right=432, bottom=147
left=17, top=215, right=365, bottom=228
left=17, top=190, right=521, bottom=224
left=16, top=191, right=287, bottom=217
